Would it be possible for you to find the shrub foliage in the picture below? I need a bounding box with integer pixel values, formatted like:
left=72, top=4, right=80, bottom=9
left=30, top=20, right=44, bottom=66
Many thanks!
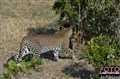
left=84, top=35, right=120, bottom=78
left=53, top=0, right=119, bottom=40
left=2, top=54, right=43, bottom=79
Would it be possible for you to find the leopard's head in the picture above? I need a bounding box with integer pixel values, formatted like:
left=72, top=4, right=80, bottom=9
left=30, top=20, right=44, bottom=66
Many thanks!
left=14, top=46, right=29, bottom=64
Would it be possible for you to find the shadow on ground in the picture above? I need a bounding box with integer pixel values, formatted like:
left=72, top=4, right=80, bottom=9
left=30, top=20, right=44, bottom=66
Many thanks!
left=27, top=27, right=57, bottom=35
left=62, top=63, right=94, bottom=79
left=27, top=20, right=60, bottom=35
left=6, top=51, right=55, bottom=63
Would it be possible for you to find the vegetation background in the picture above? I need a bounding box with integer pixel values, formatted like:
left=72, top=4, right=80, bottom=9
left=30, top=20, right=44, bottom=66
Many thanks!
left=0, top=0, right=120, bottom=79
left=53, top=0, right=120, bottom=78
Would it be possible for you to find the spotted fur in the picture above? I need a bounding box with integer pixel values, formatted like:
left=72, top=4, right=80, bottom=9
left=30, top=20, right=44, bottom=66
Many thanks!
left=15, top=27, right=76, bottom=63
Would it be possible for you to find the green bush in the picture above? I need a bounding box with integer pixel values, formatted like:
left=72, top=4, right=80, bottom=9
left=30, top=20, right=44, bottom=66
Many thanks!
left=53, top=0, right=119, bottom=40
left=24, top=55, right=43, bottom=72
left=83, top=35, right=120, bottom=78
left=2, top=54, right=43, bottom=79
left=2, top=60, right=26, bottom=79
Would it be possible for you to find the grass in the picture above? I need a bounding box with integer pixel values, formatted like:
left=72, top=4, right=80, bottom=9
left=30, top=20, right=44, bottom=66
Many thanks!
left=0, top=0, right=58, bottom=74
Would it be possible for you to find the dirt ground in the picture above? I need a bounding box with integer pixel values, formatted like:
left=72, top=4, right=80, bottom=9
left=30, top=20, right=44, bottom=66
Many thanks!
left=0, top=0, right=97, bottom=79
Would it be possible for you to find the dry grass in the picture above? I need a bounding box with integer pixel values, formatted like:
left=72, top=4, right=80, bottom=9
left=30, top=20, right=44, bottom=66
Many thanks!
left=0, top=0, right=58, bottom=75
left=0, top=0, right=95, bottom=79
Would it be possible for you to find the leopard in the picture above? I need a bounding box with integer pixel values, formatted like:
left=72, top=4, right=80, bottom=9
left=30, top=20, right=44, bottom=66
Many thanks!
left=14, top=27, right=77, bottom=64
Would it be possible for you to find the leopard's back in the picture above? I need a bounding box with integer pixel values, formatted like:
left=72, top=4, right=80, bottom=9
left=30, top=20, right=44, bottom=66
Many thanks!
left=20, top=34, right=62, bottom=53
